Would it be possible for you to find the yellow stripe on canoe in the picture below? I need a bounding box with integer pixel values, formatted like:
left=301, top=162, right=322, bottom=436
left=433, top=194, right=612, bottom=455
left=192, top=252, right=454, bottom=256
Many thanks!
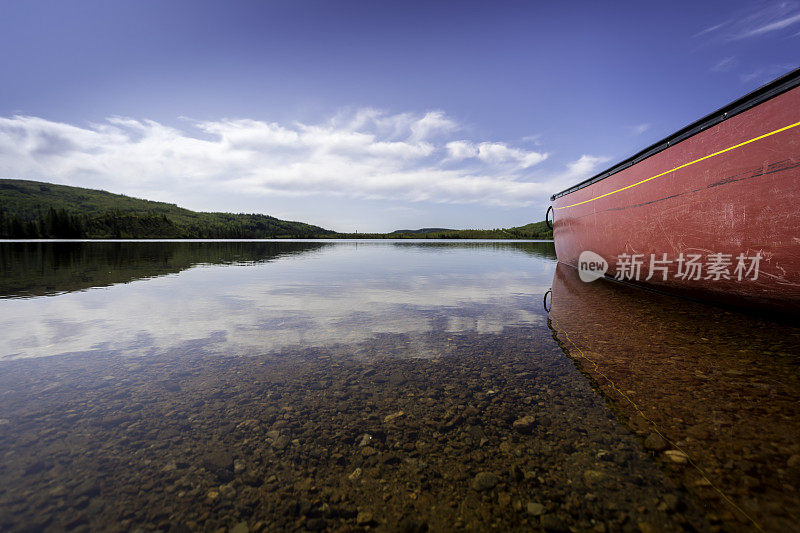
left=556, top=120, right=800, bottom=210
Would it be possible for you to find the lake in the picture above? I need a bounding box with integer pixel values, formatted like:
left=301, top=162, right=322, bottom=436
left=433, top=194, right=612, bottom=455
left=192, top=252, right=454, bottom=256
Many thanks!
left=0, top=240, right=798, bottom=532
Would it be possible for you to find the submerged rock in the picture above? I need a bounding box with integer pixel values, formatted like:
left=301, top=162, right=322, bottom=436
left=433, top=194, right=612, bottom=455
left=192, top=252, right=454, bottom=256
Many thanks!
left=203, top=450, right=233, bottom=472
left=230, top=522, right=249, bottom=533
left=664, top=450, right=689, bottom=464
left=384, top=411, right=405, bottom=423
left=360, top=446, right=377, bottom=457
left=539, top=514, right=569, bottom=532
left=512, top=415, right=537, bottom=434
left=583, top=470, right=606, bottom=484
left=527, top=502, right=545, bottom=516
left=272, top=435, right=290, bottom=450
left=356, top=510, right=374, bottom=525
left=644, top=433, right=668, bottom=451
left=471, top=471, right=499, bottom=492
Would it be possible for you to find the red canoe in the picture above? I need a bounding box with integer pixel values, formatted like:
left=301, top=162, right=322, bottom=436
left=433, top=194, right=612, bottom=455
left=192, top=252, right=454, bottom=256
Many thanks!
left=549, top=67, right=800, bottom=314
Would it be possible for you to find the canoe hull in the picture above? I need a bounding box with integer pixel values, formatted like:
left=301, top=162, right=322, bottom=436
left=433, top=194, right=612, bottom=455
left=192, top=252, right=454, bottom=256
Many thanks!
left=552, top=81, right=800, bottom=313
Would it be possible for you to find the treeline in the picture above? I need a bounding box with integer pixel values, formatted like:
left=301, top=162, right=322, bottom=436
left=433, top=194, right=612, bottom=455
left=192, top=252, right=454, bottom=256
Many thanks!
left=332, top=221, right=553, bottom=240
left=0, top=208, right=553, bottom=240
left=0, top=208, right=328, bottom=239
left=1, top=207, right=86, bottom=238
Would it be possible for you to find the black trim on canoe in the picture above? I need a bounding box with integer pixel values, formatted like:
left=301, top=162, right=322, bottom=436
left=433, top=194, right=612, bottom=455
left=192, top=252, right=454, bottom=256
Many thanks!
left=551, top=67, right=800, bottom=201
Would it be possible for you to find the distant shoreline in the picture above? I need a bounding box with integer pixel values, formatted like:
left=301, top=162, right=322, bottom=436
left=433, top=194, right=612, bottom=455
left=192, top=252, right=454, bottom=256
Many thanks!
left=0, top=237, right=555, bottom=242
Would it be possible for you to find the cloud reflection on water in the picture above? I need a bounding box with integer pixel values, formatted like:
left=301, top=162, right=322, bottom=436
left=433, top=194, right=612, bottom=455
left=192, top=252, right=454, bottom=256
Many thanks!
left=0, top=241, right=556, bottom=360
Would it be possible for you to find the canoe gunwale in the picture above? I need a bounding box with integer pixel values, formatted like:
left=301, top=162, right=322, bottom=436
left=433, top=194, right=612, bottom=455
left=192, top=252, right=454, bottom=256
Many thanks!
left=551, top=67, right=800, bottom=201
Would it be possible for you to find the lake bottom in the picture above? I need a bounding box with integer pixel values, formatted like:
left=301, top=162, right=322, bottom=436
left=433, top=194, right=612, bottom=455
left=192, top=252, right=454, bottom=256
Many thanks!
left=0, top=330, right=705, bottom=532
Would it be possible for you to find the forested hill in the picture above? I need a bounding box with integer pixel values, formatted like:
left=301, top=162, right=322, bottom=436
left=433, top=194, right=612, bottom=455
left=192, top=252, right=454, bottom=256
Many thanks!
left=397, top=222, right=552, bottom=239
left=0, top=179, right=334, bottom=238
left=0, top=179, right=554, bottom=240
left=340, top=222, right=553, bottom=240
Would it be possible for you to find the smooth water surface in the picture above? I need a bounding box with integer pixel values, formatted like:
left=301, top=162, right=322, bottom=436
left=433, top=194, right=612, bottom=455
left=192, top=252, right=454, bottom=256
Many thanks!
left=0, top=241, right=555, bottom=361
left=0, top=240, right=798, bottom=532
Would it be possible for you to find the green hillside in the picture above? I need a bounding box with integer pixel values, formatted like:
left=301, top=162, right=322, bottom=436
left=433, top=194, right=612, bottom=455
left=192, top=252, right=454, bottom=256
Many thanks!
left=337, top=221, right=552, bottom=240
left=0, top=179, right=334, bottom=238
left=0, top=179, right=553, bottom=240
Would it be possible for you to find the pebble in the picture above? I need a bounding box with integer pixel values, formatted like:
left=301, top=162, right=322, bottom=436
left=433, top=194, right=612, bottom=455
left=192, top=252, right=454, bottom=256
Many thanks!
left=356, top=511, right=374, bottom=525
left=664, top=450, right=689, bottom=464
left=583, top=470, right=605, bottom=483
left=218, top=482, right=236, bottom=498
left=272, top=435, right=290, bottom=450
left=471, top=471, right=499, bottom=492
left=637, top=522, right=655, bottom=533
left=539, top=513, right=569, bottom=532
left=361, top=446, right=377, bottom=457
left=388, top=372, right=407, bottom=386
left=230, top=522, right=249, bottom=533
left=661, top=493, right=680, bottom=512
left=595, top=450, right=614, bottom=462
left=643, top=433, right=667, bottom=452
left=527, top=502, right=545, bottom=516
left=512, top=415, right=537, bottom=434
left=383, top=411, right=405, bottom=423
left=203, top=450, right=233, bottom=472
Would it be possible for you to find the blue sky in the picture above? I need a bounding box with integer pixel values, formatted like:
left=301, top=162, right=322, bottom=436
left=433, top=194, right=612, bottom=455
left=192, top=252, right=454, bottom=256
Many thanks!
left=1, top=0, right=797, bottom=232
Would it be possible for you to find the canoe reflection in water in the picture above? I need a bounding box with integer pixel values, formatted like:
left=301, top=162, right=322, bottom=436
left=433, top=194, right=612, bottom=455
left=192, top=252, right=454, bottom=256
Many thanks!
left=547, top=263, right=800, bottom=531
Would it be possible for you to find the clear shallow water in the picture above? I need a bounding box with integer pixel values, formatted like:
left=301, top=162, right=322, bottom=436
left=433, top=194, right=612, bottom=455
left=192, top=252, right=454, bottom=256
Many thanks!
left=0, top=240, right=798, bottom=532
left=0, top=241, right=556, bottom=361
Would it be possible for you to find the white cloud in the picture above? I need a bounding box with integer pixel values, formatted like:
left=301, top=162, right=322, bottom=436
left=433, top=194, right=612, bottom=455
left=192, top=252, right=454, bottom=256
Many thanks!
left=736, top=11, right=800, bottom=38
left=477, top=142, right=548, bottom=167
left=521, top=134, right=543, bottom=145
left=562, top=155, right=611, bottom=181
left=628, top=123, right=651, bottom=135
left=408, top=110, right=458, bottom=142
left=445, top=140, right=478, bottom=160
left=445, top=140, right=548, bottom=168
left=0, top=109, right=594, bottom=209
left=697, top=2, right=800, bottom=41
left=519, top=154, right=610, bottom=195
left=693, top=22, right=728, bottom=37
left=710, top=56, right=737, bottom=72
